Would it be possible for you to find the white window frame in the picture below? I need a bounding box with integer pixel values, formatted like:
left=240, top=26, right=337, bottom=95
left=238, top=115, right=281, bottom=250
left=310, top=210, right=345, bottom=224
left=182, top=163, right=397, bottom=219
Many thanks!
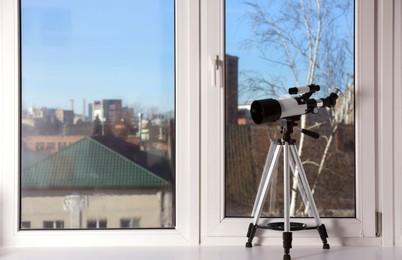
left=1, top=0, right=400, bottom=249
left=200, top=0, right=379, bottom=246
left=0, top=0, right=201, bottom=247
left=398, top=10, right=402, bottom=243
left=376, top=0, right=402, bottom=247
left=392, top=0, right=402, bottom=247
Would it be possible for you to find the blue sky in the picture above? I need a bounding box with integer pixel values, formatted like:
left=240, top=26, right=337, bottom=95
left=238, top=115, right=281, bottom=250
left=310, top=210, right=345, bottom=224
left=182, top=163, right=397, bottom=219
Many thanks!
left=225, top=0, right=354, bottom=103
left=21, top=0, right=354, bottom=114
left=225, top=1, right=295, bottom=83
left=21, top=0, right=174, bottom=115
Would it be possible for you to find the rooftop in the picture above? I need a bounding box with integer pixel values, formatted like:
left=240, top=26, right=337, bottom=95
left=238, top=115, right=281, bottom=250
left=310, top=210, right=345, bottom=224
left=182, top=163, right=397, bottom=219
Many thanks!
left=22, top=136, right=172, bottom=190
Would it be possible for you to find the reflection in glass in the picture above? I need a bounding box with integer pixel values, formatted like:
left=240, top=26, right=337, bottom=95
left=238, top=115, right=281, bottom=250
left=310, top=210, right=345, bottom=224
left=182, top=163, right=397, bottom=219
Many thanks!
left=20, top=0, right=175, bottom=229
left=225, top=0, right=355, bottom=218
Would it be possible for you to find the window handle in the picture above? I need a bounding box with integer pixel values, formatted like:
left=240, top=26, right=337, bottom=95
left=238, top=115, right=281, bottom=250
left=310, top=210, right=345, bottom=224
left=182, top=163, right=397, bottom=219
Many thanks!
left=211, top=55, right=223, bottom=87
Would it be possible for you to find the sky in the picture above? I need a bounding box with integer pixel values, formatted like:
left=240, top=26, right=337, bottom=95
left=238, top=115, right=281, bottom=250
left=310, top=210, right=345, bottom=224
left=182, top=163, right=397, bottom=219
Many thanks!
left=21, top=0, right=174, bottom=115
left=21, top=0, right=354, bottom=114
left=225, top=0, right=354, bottom=103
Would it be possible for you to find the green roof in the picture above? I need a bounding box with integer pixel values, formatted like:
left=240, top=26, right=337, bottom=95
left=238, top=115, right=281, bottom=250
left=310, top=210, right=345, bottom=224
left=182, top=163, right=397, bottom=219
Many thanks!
left=22, top=136, right=170, bottom=189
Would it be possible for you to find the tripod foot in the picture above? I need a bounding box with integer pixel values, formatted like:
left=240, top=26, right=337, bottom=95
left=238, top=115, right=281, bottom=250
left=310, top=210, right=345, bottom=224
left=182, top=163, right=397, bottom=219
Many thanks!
left=245, top=223, right=258, bottom=248
left=283, top=232, right=292, bottom=259
left=317, top=224, right=330, bottom=250
left=245, top=241, right=253, bottom=248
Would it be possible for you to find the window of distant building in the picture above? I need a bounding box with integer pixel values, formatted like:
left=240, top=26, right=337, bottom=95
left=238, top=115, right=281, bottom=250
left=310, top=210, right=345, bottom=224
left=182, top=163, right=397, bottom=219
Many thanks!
left=43, top=220, right=64, bottom=229
left=46, top=142, right=55, bottom=150
left=120, top=218, right=141, bottom=228
left=87, top=219, right=107, bottom=229
left=35, top=142, right=45, bottom=151
left=21, top=221, right=31, bottom=229
left=58, top=142, right=67, bottom=150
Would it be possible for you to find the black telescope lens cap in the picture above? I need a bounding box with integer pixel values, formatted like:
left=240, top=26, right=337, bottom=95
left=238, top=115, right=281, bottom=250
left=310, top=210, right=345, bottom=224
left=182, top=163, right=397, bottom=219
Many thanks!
left=250, top=98, right=281, bottom=124
left=250, top=101, right=264, bottom=124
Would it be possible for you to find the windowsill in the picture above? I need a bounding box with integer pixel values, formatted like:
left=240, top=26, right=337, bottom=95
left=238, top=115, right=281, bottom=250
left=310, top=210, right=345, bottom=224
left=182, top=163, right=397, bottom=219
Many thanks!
left=1, top=245, right=402, bottom=260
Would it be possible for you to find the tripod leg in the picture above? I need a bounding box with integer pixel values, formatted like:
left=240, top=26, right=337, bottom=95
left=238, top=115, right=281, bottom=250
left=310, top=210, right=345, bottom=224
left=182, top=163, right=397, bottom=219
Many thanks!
left=252, top=140, right=278, bottom=216
left=246, top=143, right=282, bottom=248
left=289, top=155, right=310, bottom=216
left=283, top=143, right=292, bottom=259
left=289, top=156, right=319, bottom=219
left=289, top=145, right=330, bottom=249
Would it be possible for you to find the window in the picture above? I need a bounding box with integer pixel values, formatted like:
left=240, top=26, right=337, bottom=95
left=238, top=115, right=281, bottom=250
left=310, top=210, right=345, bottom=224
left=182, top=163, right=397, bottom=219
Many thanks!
left=20, top=0, right=175, bottom=230
left=201, top=0, right=377, bottom=243
left=3, top=0, right=390, bottom=248
left=2, top=0, right=199, bottom=246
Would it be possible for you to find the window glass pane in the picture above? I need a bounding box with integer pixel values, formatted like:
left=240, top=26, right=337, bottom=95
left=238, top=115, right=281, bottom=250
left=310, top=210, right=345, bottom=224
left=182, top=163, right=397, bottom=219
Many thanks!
left=20, top=0, right=175, bottom=229
left=225, top=0, right=355, bottom=218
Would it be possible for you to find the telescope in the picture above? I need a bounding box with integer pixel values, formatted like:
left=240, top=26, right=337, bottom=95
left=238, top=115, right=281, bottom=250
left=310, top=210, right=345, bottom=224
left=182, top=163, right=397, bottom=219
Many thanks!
left=245, top=84, right=335, bottom=257
left=250, top=84, right=341, bottom=124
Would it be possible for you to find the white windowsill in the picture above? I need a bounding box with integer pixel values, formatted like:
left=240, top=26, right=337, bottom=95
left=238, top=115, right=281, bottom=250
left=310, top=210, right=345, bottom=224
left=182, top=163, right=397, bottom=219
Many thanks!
left=1, top=245, right=402, bottom=260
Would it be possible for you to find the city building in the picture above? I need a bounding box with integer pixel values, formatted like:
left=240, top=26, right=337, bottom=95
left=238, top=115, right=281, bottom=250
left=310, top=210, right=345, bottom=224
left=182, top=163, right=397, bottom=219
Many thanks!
left=21, top=135, right=174, bottom=229
left=225, top=54, right=239, bottom=125
left=92, top=99, right=123, bottom=124
left=24, top=135, right=84, bottom=153
left=55, top=109, right=74, bottom=125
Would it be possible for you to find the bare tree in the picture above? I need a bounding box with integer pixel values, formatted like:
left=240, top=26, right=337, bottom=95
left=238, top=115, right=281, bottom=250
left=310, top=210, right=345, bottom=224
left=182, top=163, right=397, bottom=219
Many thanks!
left=129, top=102, right=144, bottom=116
left=147, top=105, right=160, bottom=120
left=240, top=0, right=354, bottom=216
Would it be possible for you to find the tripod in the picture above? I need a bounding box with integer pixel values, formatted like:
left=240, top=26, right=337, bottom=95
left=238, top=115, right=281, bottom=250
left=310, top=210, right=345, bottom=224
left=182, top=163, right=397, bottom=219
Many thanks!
left=245, top=118, right=330, bottom=260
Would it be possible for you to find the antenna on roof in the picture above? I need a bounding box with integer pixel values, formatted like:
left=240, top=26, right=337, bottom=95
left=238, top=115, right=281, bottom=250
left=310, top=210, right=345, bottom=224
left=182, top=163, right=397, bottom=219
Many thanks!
left=83, top=99, right=86, bottom=121
left=70, top=99, right=74, bottom=112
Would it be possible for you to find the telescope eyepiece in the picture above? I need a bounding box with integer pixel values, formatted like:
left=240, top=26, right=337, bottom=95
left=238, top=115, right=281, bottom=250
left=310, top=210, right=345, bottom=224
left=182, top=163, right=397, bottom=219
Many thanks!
left=319, top=89, right=341, bottom=108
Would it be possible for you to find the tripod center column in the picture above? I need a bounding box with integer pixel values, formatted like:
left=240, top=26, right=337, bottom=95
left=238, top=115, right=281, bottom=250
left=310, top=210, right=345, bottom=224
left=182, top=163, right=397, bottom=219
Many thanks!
left=283, top=142, right=291, bottom=232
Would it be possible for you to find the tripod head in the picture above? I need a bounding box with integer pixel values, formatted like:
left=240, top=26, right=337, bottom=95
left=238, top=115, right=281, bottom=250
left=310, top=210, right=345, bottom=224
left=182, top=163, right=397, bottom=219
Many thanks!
left=280, top=116, right=319, bottom=143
